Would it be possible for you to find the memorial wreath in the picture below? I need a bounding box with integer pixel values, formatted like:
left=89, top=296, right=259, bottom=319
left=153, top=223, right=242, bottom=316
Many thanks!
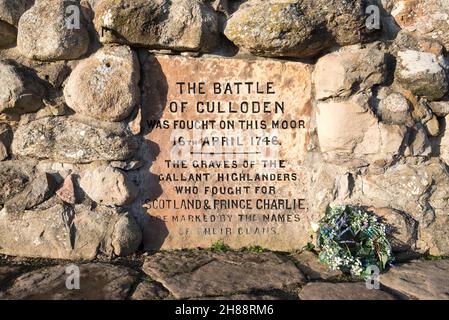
left=315, top=205, right=393, bottom=278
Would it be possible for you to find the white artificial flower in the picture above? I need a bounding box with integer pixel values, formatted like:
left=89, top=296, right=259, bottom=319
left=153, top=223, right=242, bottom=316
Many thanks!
left=311, top=222, right=320, bottom=232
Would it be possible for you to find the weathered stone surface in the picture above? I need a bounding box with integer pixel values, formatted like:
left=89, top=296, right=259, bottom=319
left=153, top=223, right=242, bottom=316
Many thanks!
left=372, top=0, right=401, bottom=40
left=112, top=214, right=143, bottom=257
left=56, top=174, right=77, bottom=204
left=80, top=165, right=138, bottom=206
left=110, top=160, right=143, bottom=171
left=307, top=158, right=449, bottom=256
left=195, top=293, right=287, bottom=300
left=393, top=30, right=445, bottom=55
left=0, top=161, right=34, bottom=204
left=128, top=108, right=142, bottom=135
left=0, top=0, right=32, bottom=47
left=381, top=259, right=449, bottom=300
left=3, top=263, right=138, bottom=300
left=35, top=162, right=78, bottom=179
left=400, top=88, right=433, bottom=122
left=314, top=46, right=388, bottom=100
left=225, top=0, right=372, bottom=58
left=317, top=94, right=407, bottom=167
left=426, top=115, right=440, bottom=136
left=355, top=161, right=442, bottom=221
left=392, top=0, right=449, bottom=50
left=17, top=100, right=67, bottom=125
left=419, top=215, right=449, bottom=256
left=141, top=55, right=313, bottom=251
left=131, top=281, right=170, bottom=300
left=0, top=122, right=12, bottom=160
left=143, top=251, right=305, bottom=299
left=17, top=0, right=89, bottom=61
left=440, top=115, right=449, bottom=166
left=94, top=0, right=219, bottom=52
left=0, top=20, right=16, bottom=47
left=12, top=117, right=138, bottom=163
left=350, top=159, right=449, bottom=255
left=34, top=61, right=72, bottom=89
left=0, top=60, right=46, bottom=114
left=0, top=0, right=32, bottom=27
left=299, top=282, right=398, bottom=300
left=395, top=50, right=448, bottom=101
left=64, top=46, right=140, bottom=122
left=4, top=173, right=57, bottom=213
left=406, top=124, right=432, bottom=156
left=83, top=0, right=102, bottom=10
left=371, top=207, right=418, bottom=252
left=377, top=92, right=412, bottom=125
left=0, top=265, right=23, bottom=290
left=0, top=204, right=142, bottom=260
left=430, top=101, right=449, bottom=117
left=306, top=164, right=357, bottom=226
left=291, top=251, right=342, bottom=280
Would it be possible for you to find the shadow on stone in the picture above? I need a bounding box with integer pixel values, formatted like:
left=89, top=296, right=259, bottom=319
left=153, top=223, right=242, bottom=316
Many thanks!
left=133, top=50, right=169, bottom=250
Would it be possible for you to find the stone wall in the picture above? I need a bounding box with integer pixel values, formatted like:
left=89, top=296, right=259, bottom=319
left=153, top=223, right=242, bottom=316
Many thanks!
left=1, top=0, right=449, bottom=260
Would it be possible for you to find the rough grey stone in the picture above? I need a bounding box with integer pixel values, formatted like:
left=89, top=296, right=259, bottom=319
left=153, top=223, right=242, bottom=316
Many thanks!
left=0, top=0, right=33, bottom=27
left=430, top=101, right=449, bottom=117
left=378, top=93, right=412, bottom=125
left=291, top=251, right=342, bottom=281
left=0, top=122, right=12, bottom=160
left=426, top=115, right=440, bottom=137
left=225, top=0, right=373, bottom=58
left=17, top=0, right=89, bottom=61
left=3, top=263, right=138, bottom=300
left=131, top=281, right=170, bottom=300
left=406, top=124, right=432, bottom=156
left=371, top=207, right=418, bottom=253
left=0, top=60, right=46, bottom=114
left=4, top=172, right=57, bottom=213
left=391, top=0, right=449, bottom=51
left=64, top=46, right=140, bottom=122
left=0, top=20, right=16, bottom=47
left=80, top=165, right=138, bottom=206
left=317, top=93, right=407, bottom=168
left=0, top=265, right=23, bottom=290
left=110, top=160, right=143, bottom=171
left=314, top=46, right=388, bottom=100
left=143, top=251, right=305, bottom=299
left=0, top=160, right=34, bottom=204
left=195, top=293, right=288, bottom=300
left=0, top=204, right=142, bottom=260
left=380, top=260, right=449, bottom=300
left=299, top=282, right=398, bottom=300
left=0, top=0, right=33, bottom=47
left=94, top=0, right=219, bottom=53
left=12, top=117, right=138, bottom=164
left=395, top=50, right=448, bottom=101
left=392, top=30, right=445, bottom=56
left=349, top=159, right=449, bottom=256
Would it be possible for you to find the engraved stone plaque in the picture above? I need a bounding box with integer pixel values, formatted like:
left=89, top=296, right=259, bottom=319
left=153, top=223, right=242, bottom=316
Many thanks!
left=142, top=55, right=313, bottom=251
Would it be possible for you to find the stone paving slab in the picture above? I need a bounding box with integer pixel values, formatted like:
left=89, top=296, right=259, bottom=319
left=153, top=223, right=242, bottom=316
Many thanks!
left=0, top=254, right=448, bottom=300
left=194, top=294, right=287, bottom=300
left=2, top=263, right=139, bottom=300
left=142, top=251, right=306, bottom=299
left=298, top=282, right=399, bottom=300
left=291, top=251, right=342, bottom=281
left=380, top=260, right=449, bottom=300
left=0, top=265, right=24, bottom=293
left=131, top=281, right=170, bottom=300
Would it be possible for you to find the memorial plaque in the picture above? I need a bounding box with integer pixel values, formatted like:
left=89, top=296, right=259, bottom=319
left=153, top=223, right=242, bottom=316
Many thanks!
left=142, top=55, right=313, bottom=251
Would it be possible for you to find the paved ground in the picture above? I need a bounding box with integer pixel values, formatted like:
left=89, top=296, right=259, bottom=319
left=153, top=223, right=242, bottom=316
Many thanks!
left=0, top=251, right=448, bottom=300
